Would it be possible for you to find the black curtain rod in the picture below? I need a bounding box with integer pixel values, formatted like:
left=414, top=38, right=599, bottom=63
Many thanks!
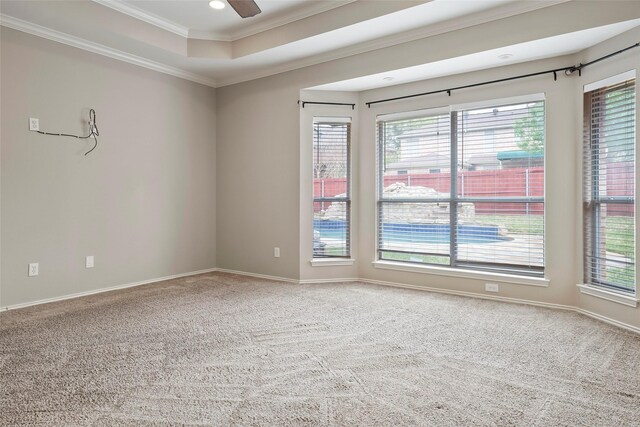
left=298, top=100, right=355, bottom=109
left=365, top=41, right=640, bottom=108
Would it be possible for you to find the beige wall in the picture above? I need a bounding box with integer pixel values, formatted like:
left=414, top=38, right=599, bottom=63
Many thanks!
left=0, top=28, right=217, bottom=308
left=215, top=76, right=302, bottom=278
left=217, top=15, right=639, bottom=331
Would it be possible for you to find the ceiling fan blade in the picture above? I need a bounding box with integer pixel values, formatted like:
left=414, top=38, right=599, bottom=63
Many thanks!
left=228, top=0, right=262, bottom=18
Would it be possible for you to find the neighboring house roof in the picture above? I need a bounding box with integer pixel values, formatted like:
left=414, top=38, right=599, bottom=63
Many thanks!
left=497, top=150, right=544, bottom=161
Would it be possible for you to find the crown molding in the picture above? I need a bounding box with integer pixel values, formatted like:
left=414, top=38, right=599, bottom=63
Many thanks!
left=0, top=14, right=217, bottom=88
left=91, top=0, right=189, bottom=38
left=93, top=0, right=355, bottom=42
left=224, top=0, right=356, bottom=41
left=215, top=0, right=570, bottom=87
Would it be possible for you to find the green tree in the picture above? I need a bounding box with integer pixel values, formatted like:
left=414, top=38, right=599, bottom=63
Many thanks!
left=514, top=102, right=544, bottom=153
left=601, top=86, right=635, bottom=162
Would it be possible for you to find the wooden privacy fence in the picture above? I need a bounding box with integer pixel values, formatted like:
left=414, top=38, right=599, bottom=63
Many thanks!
left=315, top=167, right=544, bottom=214
left=314, top=165, right=634, bottom=216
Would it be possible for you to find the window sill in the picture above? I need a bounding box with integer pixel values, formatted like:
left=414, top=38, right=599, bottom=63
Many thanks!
left=310, top=258, right=355, bottom=267
left=372, top=261, right=549, bottom=287
left=576, top=284, right=639, bottom=308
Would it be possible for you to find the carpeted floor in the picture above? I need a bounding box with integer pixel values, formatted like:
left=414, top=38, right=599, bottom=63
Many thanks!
left=1, top=272, right=639, bottom=426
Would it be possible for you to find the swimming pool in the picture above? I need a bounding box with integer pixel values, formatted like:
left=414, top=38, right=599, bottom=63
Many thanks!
left=314, top=220, right=508, bottom=244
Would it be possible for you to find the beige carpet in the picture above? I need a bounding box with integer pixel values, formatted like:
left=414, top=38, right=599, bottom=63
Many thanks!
left=1, top=272, right=639, bottom=426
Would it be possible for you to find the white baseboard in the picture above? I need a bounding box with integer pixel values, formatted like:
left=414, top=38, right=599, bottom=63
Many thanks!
left=370, top=279, right=640, bottom=335
left=298, top=277, right=361, bottom=284
left=3, top=266, right=638, bottom=335
left=573, top=308, right=640, bottom=335
left=214, top=268, right=299, bottom=284
left=0, top=267, right=218, bottom=312
left=360, top=278, right=574, bottom=310
left=297, top=276, right=640, bottom=335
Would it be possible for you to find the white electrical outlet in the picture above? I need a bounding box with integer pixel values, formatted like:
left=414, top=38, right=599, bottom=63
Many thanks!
left=29, top=117, right=39, bottom=131
left=28, top=263, right=39, bottom=277
left=274, top=247, right=280, bottom=258
left=86, top=255, right=95, bottom=268
left=485, top=283, right=500, bottom=293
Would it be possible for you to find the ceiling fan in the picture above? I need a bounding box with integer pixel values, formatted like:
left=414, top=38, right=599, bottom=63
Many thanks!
left=227, top=0, right=262, bottom=18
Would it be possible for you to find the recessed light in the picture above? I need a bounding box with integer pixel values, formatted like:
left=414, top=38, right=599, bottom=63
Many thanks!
left=209, top=0, right=225, bottom=10
left=383, top=76, right=394, bottom=82
left=498, top=53, right=514, bottom=60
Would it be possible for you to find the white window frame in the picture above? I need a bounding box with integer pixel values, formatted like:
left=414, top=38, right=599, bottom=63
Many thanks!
left=312, top=117, right=352, bottom=260
left=581, top=71, right=637, bottom=298
left=375, top=94, right=546, bottom=279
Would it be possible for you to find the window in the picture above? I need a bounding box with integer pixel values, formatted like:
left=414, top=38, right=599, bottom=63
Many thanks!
left=378, top=98, right=545, bottom=276
left=313, top=118, right=351, bottom=258
left=378, top=111, right=453, bottom=266
left=584, top=74, right=636, bottom=294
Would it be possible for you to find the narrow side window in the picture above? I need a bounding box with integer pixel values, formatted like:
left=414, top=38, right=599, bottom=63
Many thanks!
left=313, top=119, right=351, bottom=258
left=584, top=76, right=636, bottom=293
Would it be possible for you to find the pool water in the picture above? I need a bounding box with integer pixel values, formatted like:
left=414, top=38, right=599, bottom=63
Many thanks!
left=314, top=220, right=508, bottom=244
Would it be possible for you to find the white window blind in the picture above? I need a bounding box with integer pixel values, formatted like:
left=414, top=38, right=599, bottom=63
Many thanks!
left=313, top=119, right=351, bottom=258
left=455, top=101, right=544, bottom=274
left=378, top=100, right=545, bottom=276
left=378, top=112, right=452, bottom=266
left=584, top=77, right=636, bottom=293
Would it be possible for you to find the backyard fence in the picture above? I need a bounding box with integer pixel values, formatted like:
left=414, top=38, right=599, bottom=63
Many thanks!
left=314, top=165, right=633, bottom=216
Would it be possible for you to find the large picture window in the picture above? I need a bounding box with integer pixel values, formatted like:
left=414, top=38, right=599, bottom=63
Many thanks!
left=313, top=118, right=351, bottom=258
left=378, top=98, right=545, bottom=276
left=584, top=74, right=636, bottom=293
